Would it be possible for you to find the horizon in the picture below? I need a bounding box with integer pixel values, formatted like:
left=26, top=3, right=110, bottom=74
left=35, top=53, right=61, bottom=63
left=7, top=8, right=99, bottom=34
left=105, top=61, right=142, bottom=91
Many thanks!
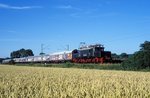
left=0, top=0, right=150, bottom=58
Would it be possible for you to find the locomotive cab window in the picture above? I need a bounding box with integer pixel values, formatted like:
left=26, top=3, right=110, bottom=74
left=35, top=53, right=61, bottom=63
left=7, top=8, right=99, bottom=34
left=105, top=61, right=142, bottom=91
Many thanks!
left=95, top=47, right=103, bottom=51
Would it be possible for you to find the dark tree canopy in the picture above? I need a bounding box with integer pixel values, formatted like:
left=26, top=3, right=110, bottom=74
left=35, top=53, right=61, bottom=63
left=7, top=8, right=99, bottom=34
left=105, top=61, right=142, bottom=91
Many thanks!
left=140, top=41, right=150, bottom=51
left=111, top=53, right=129, bottom=60
left=120, top=53, right=128, bottom=59
left=39, top=52, right=45, bottom=55
left=111, top=53, right=119, bottom=58
left=122, top=41, right=150, bottom=70
left=0, top=58, right=4, bottom=63
left=10, top=48, right=34, bottom=58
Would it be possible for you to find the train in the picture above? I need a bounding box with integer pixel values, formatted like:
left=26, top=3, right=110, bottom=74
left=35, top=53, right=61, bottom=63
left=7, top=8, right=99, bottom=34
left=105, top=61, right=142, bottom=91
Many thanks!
left=2, top=44, right=114, bottom=64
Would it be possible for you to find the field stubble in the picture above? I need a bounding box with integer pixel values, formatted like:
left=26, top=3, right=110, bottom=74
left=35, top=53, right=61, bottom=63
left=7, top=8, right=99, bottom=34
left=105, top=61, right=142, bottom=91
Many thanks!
left=0, top=65, right=150, bottom=98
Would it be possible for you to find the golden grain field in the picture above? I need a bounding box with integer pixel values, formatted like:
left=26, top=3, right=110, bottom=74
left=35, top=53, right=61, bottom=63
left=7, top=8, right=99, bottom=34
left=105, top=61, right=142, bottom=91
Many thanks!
left=0, top=65, right=150, bottom=98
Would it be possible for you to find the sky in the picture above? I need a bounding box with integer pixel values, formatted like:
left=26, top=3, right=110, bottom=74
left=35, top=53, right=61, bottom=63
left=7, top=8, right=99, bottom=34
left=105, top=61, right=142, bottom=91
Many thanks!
left=0, top=0, right=150, bottom=58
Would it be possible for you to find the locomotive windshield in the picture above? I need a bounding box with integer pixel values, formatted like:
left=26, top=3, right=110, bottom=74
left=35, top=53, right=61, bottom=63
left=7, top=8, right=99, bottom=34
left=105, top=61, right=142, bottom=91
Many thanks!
left=72, top=49, right=78, bottom=53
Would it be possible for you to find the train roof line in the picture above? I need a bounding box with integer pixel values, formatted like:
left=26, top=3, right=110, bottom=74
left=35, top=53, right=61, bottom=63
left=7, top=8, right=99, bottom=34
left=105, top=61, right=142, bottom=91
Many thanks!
left=50, top=50, right=72, bottom=55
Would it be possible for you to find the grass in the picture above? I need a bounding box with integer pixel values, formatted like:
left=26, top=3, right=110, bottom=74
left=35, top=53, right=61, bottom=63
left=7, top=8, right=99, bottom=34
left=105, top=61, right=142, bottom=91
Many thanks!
left=15, top=63, right=150, bottom=72
left=15, top=63, right=123, bottom=70
left=0, top=64, right=150, bottom=98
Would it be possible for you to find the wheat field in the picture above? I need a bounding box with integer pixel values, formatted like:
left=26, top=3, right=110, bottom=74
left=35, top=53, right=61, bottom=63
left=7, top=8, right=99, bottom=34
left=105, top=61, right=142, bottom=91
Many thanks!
left=0, top=65, right=150, bottom=98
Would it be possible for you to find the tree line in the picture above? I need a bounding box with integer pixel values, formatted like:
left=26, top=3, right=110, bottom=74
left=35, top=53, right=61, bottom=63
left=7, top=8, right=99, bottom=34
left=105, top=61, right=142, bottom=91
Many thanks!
left=111, top=53, right=131, bottom=60
left=122, top=41, right=150, bottom=70
left=10, top=48, right=34, bottom=58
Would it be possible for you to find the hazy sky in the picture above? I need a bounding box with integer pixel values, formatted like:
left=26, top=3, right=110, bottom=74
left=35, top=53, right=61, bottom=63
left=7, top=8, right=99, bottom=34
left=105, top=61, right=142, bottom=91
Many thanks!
left=0, top=0, right=150, bottom=57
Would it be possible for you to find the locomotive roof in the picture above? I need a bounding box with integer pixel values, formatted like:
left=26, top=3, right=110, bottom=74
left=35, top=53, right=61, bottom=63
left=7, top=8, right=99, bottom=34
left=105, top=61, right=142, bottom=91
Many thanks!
left=79, top=44, right=104, bottom=50
left=79, top=47, right=93, bottom=50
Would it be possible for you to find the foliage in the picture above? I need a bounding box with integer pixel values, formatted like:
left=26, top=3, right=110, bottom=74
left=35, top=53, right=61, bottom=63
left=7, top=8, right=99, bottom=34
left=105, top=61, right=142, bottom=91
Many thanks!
left=119, top=53, right=129, bottom=59
left=122, top=41, right=150, bottom=70
left=0, top=65, right=150, bottom=98
left=140, top=41, right=150, bottom=51
left=10, top=48, right=34, bottom=58
left=111, top=53, right=130, bottom=60
left=111, top=53, right=120, bottom=58
left=15, top=63, right=123, bottom=71
left=0, top=58, right=4, bottom=63
left=39, top=52, right=45, bottom=55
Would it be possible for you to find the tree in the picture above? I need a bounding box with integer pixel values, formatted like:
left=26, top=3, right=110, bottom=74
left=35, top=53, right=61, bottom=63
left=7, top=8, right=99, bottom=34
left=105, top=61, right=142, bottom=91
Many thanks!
left=11, top=51, right=20, bottom=58
left=10, top=48, right=34, bottom=58
left=111, top=53, right=119, bottom=59
left=122, top=41, right=150, bottom=70
left=140, top=41, right=150, bottom=51
left=0, top=58, right=4, bottom=63
left=139, top=41, right=150, bottom=67
left=26, top=49, right=34, bottom=56
left=39, top=52, right=45, bottom=55
left=20, top=48, right=27, bottom=57
left=119, top=53, right=128, bottom=59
